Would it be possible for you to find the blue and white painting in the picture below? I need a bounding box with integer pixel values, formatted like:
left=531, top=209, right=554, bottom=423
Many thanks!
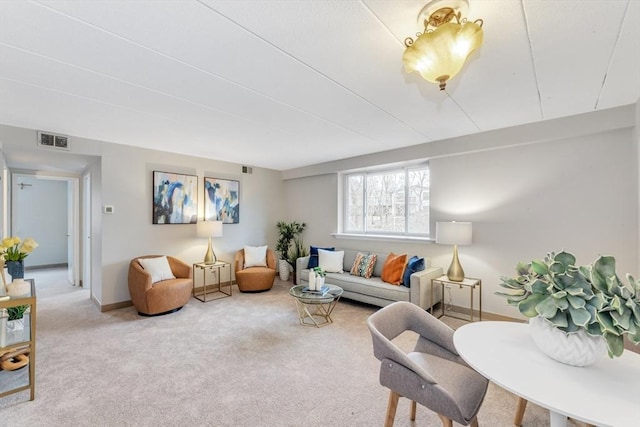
left=153, top=171, right=198, bottom=224
left=205, top=177, right=239, bottom=224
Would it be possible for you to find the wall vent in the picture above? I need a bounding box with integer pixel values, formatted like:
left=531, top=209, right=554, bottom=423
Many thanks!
left=38, top=131, right=70, bottom=151
left=242, top=166, right=253, bottom=174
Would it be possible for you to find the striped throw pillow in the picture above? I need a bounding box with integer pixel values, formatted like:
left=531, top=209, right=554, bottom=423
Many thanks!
left=350, top=253, right=377, bottom=279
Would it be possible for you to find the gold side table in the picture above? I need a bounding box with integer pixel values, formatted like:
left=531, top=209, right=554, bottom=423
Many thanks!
left=192, top=261, right=232, bottom=302
left=0, top=278, right=36, bottom=401
left=430, top=275, right=482, bottom=322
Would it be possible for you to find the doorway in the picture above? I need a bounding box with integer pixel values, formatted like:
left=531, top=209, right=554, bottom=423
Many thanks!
left=11, top=173, right=81, bottom=287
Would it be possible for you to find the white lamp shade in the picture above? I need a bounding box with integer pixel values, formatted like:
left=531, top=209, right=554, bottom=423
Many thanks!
left=435, top=221, right=472, bottom=245
left=197, top=220, right=223, bottom=238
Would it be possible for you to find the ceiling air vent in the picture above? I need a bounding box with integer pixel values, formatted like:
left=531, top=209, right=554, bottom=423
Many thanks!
left=37, top=131, right=70, bottom=151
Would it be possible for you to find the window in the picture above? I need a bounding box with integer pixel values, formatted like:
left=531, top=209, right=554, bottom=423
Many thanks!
left=343, top=164, right=430, bottom=237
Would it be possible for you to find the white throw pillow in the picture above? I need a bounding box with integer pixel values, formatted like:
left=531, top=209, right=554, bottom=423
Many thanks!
left=318, top=249, right=344, bottom=273
left=138, top=256, right=176, bottom=284
left=244, top=245, right=268, bottom=268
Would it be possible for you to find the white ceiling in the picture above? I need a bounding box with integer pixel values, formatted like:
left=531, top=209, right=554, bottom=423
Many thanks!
left=0, top=0, right=638, bottom=172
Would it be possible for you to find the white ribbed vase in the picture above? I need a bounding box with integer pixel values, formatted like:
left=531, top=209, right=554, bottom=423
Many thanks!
left=529, top=316, right=607, bottom=367
left=278, top=260, right=290, bottom=281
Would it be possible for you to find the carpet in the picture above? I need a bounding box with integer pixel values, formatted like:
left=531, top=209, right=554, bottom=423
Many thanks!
left=0, top=268, right=569, bottom=426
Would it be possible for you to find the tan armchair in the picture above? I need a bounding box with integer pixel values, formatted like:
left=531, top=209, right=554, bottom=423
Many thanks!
left=234, top=248, right=276, bottom=292
left=128, top=255, right=193, bottom=316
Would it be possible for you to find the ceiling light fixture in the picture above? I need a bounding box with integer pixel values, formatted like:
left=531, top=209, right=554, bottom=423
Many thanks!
left=403, top=0, right=484, bottom=90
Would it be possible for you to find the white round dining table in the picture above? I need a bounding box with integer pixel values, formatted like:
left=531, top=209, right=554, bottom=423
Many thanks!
left=453, top=321, right=640, bottom=427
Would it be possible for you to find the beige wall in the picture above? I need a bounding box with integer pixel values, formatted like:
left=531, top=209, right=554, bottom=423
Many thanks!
left=1, top=102, right=638, bottom=315
left=0, top=125, right=284, bottom=308
left=283, top=105, right=639, bottom=318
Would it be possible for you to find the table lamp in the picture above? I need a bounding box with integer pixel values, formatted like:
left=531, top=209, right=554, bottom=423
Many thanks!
left=436, top=221, right=472, bottom=282
left=197, top=220, right=223, bottom=264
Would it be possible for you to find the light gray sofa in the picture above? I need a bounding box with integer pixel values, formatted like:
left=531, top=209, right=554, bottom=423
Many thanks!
left=296, top=249, right=443, bottom=310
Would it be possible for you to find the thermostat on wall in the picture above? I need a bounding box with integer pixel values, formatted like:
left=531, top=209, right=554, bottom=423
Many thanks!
left=104, top=205, right=114, bottom=214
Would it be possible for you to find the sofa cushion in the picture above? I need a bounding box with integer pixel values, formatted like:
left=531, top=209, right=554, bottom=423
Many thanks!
left=381, top=253, right=408, bottom=285
left=350, top=252, right=377, bottom=279
left=307, top=246, right=335, bottom=269
left=403, top=256, right=425, bottom=287
left=138, top=256, right=176, bottom=284
left=326, top=273, right=410, bottom=302
left=319, top=249, right=344, bottom=273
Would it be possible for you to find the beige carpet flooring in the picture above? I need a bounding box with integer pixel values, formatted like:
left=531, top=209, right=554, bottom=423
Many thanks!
left=0, top=268, right=576, bottom=426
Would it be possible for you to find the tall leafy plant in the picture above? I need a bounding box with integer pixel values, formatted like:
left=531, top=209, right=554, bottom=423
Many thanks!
left=286, top=236, right=309, bottom=269
left=275, top=221, right=306, bottom=265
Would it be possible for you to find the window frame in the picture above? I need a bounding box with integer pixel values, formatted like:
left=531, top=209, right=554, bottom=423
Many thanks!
left=340, top=162, right=430, bottom=239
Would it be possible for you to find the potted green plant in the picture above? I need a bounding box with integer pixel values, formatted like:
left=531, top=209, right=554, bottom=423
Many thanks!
left=8, top=305, right=28, bottom=322
left=313, top=266, right=326, bottom=289
left=2, top=304, right=29, bottom=346
left=497, top=251, right=640, bottom=364
left=275, top=221, right=306, bottom=281
left=287, top=235, right=309, bottom=284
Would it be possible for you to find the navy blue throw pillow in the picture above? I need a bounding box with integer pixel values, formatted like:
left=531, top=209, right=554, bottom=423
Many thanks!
left=307, top=246, right=335, bottom=269
left=402, top=256, right=425, bottom=287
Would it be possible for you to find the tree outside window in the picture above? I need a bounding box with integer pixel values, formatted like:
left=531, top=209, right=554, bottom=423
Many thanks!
left=343, top=164, right=429, bottom=237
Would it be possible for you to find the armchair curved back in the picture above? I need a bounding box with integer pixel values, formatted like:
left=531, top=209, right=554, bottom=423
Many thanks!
left=234, top=247, right=277, bottom=292
left=128, top=255, right=192, bottom=316
left=367, top=302, right=488, bottom=427
left=234, top=248, right=276, bottom=273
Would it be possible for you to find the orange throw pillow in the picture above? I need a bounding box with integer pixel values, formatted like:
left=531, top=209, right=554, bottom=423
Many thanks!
left=381, top=253, right=408, bottom=285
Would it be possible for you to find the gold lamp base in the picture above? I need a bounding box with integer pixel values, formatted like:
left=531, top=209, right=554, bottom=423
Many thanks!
left=203, top=237, right=217, bottom=264
left=447, top=244, right=465, bottom=282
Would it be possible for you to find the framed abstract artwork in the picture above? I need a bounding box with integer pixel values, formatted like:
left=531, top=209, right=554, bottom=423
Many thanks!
left=153, top=171, right=198, bottom=224
left=204, top=177, right=239, bottom=224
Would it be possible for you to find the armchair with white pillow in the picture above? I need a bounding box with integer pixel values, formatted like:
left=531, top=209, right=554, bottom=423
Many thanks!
left=234, top=245, right=277, bottom=292
left=128, top=255, right=193, bottom=316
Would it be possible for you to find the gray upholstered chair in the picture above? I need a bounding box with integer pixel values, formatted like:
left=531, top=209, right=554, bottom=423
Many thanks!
left=367, top=301, right=488, bottom=427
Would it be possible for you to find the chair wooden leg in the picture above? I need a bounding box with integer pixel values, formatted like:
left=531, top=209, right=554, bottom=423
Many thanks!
left=438, top=414, right=453, bottom=427
left=470, top=417, right=479, bottom=427
left=385, top=391, right=400, bottom=427
left=514, top=397, right=528, bottom=426
left=410, top=401, right=417, bottom=421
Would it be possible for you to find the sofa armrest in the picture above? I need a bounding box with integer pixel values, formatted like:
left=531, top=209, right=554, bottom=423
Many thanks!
left=409, top=267, right=444, bottom=310
left=296, top=256, right=310, bottom=284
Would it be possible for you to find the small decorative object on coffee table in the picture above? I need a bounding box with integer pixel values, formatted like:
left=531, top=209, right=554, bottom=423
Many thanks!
left=289, top=284, right=343, bottom=327
left=313, top=267, right=326, bottom=290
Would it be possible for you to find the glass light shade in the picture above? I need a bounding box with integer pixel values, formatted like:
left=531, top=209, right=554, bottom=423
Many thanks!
left=435, top=221, right=472, bottom=245
left=403, top=20, right=483, bottom=89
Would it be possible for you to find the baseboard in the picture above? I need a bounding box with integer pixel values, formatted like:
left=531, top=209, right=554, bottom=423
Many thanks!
left=445, top=303, right=524, bottom=322
left=100, top=300, right=133, bottom=312
left=25, top=263, right=68, bottom=270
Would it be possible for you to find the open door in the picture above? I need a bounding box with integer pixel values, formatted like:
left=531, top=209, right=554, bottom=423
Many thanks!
left=67, top=178, right=80, bottom=285
left=82, top=173, right=91, bottom=289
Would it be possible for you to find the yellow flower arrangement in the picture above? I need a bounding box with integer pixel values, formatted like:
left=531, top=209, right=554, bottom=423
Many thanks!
left=0, top=236, right=39, bottom=262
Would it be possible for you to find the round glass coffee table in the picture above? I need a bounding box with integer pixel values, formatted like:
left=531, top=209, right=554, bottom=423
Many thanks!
left=289, top=284, right=343, bottom=327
